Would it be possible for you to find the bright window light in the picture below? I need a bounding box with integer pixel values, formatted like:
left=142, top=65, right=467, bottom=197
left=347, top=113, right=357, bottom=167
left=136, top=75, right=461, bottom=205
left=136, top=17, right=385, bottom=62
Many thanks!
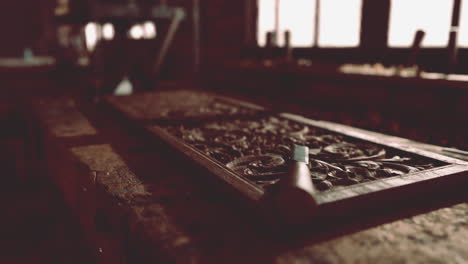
left=257, top=0, right=315, bottom=47
left=129, top=24, right=144, bottom=39
left=318, top=0, right=362, bottom=47
left=278, top=0, right=315, bottom=47
left=143, top=22, right=157, bottom=39
left=257, top=0, right=276, bottom=46
left=388, top=0, right=454, bottom=47
left=457, top=0, right=468, bottom=47
left=84, top=22, right=101, bottom=51
left=102, top=23, right=115, bottom=40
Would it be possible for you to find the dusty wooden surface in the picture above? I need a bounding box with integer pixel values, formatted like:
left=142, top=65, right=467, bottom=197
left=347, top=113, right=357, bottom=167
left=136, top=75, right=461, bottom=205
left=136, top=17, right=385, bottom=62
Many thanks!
left=105, top=90, right=220, bottom=121
left=33, top=98, right=97, bottom=138
left=33, top=92, right=468, bottom=264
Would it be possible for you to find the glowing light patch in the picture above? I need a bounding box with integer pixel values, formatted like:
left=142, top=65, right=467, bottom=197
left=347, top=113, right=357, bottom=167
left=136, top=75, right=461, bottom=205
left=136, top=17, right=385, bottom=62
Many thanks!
left=102, top=23, right=115, bottom=40
left=84, top=22, right=101, bottom=51
left=318, top=0, right=362, bottom=47
left=388, top=0, right=453, bottom=47
left=143, top=22, right=157, bottom=39
left=129, top=25, right=144, bottom=39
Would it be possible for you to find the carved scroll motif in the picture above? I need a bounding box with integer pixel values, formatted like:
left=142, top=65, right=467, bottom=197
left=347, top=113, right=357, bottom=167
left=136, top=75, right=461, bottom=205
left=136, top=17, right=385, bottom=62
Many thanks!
left=165, top=116, right=440, bottom=191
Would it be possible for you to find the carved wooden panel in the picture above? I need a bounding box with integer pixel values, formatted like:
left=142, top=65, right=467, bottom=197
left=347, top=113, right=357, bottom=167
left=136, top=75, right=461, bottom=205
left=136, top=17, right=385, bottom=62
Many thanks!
left=105, top=90, right=468, bottom=219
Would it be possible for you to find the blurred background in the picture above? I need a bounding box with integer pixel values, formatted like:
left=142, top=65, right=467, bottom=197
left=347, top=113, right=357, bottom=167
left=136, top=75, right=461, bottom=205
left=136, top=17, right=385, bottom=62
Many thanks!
left=0, top=0, right=466, bottom=148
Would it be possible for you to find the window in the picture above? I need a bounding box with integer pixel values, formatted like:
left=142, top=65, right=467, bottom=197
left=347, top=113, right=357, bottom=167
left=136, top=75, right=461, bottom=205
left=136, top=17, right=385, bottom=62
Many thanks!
left=257, top=0, right=315, bottom=47
left=318, top=0, right=362, bottom=47
left=389, top=0, right=468, bottom=48
left=388, top=0, right=454, bottom=47
left=257, top=0, right=362, bottom=47
left=458, top=0, right=468, bottom=47
left=257, top=0, right=275, bottom=46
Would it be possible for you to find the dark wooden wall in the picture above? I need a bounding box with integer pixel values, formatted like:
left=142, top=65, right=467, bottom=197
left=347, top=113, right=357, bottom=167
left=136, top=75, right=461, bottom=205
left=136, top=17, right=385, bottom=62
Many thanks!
left=200, top=0, right=245, bottom=66
left=164, top=0, right=246, bottom=79
left=0, top=0, right=49, bottom=56
left=0, top=0, right=246, bottom=76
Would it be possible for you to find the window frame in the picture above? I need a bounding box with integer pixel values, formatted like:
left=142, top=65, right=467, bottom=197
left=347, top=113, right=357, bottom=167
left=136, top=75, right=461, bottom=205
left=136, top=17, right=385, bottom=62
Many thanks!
left=244, top=0, right=468, bottom=73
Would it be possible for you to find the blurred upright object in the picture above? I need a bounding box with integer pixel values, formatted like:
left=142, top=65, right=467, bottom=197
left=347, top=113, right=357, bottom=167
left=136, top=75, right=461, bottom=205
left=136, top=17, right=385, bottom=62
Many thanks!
left=407, top=30, right=425, bottom=67
left=447, top=0, right=461, bottom=73
left=284, top=30, right=293, bottom=62
left=86, top=0, right=189, bottom=95
left=264, top=31, right=275, bottom=61
left=266, top=31, right=276, bottom=48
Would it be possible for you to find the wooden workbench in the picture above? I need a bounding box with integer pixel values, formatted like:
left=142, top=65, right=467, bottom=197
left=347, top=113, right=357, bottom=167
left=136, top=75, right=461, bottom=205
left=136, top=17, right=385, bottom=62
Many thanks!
left=30, top=90, right=468, bottom=264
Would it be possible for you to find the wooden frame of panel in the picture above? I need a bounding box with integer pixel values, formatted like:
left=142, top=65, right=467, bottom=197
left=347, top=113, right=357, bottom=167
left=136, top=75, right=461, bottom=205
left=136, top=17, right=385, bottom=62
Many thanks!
left=104, top=91, right=468, bottom=222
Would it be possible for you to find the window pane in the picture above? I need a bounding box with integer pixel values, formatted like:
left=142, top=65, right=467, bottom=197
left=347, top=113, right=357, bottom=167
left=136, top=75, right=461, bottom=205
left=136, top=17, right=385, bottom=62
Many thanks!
left=257, top=0, right=276, bottom=46
left=318, top=0, right=362, bottom=47
left=257, top=0, right=315, bottom=47
left=458, top=0, right=468, bottom=47
left=388, top=0, right=454, bottom=47
left=278, top=0, right=315, bottom=47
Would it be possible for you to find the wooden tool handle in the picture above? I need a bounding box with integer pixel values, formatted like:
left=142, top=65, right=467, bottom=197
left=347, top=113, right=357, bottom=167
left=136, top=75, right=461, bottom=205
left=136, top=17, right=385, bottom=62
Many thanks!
left=274, top=145, right=318, bottom=226
left=274, top=162, right=317, bottom=226
left=282, top=162, right=316, bottom=195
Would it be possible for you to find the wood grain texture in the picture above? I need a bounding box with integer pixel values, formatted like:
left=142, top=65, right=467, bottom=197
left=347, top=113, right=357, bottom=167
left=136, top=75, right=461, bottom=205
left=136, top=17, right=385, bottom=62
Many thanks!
left=71, top=144, right=149, bottom=202
left=70, top=144, right=202, bottom=263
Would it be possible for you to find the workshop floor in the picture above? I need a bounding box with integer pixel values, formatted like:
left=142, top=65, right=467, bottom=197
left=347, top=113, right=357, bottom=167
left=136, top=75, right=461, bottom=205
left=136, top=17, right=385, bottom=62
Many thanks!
left=0, top=178, right=93, bottom=264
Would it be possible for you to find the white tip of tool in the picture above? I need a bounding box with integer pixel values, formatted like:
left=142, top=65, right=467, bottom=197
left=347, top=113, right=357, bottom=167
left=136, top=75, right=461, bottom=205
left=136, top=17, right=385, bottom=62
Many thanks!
left=114, top=77, right=133, bottom=96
